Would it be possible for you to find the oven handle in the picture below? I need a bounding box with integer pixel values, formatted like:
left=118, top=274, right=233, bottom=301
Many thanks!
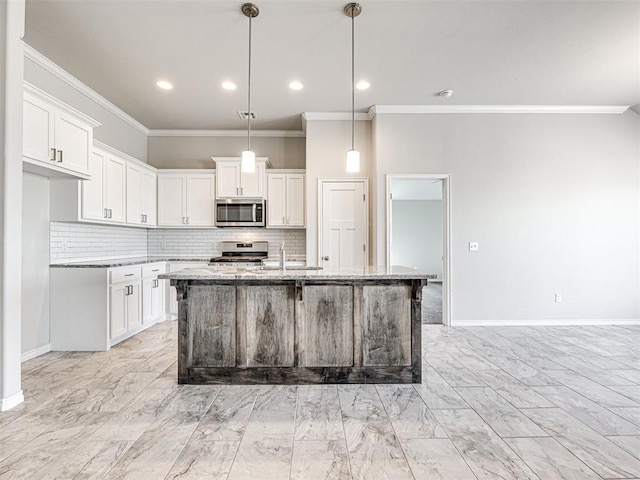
left=252, top=204, right=257, bottom=222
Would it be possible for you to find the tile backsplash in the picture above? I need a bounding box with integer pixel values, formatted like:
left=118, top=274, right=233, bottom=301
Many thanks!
left=147, top=228, right=306, bottom=259
left=50, top=222, right=148, bottom=263
left=50, top=222, right=306, bottom=263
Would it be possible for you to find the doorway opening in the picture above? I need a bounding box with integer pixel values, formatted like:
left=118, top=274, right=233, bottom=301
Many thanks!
left=386, top=174, right=451, bottom=326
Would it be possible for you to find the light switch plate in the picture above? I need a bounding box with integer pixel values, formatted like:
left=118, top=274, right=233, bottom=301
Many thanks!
left=469, top=242, right=479, bottom=251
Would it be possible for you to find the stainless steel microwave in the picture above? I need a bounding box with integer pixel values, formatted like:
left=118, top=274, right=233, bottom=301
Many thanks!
left=215, top=199, right=265, bottom=227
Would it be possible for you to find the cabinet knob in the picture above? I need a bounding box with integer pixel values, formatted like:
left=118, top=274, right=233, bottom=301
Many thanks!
left=323, top=256, right=330, bottom=261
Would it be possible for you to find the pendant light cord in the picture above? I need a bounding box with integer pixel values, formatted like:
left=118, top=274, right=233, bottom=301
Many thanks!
left=247, top=12, right=253, bottom=152
left=351, top=12, right=355, bottom=151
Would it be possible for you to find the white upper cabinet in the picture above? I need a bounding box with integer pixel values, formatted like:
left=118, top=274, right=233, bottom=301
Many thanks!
left=79, top=145, right=126, bottom=223
left=158, top=171, right=215, bottom=227
left=266, top=171, right=306, bottom=228
left=51, top=141, right=156, bottom=228
left=213, top=157, right=269, bottom=199
left=127, top=162, right=157, bottom=226
left=22, top=83, right=100, bottom=179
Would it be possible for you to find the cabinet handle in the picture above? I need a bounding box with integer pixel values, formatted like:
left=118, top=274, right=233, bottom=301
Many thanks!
left=152, top=269, right=159, bottom=272
left=50, top=148, right=56, bottom=162
left=108, top=209, right=112, bottom=218
left=143, top=214, right=147, bottom=223
left=182, top=217, right=186, bottom=224
left=104, top=208, right=108, bottom=218
left=236, top=187, right=239, bottom=195
left=241, top=187, right=244, bottom=195
left=57, top=150, right=63, bottom=163
left=282, top=216, right=285, bottom=224
left=186, top=217, right=190, bottom=224
left=125, top=273, right=134, bottom=277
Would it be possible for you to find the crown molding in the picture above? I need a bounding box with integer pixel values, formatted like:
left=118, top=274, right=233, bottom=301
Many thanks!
left=369, top=105, right=630, bottom=115
left=24, top=44, right=150, bottom=135
left=302, top=112, right=372, bottom=122
left=24, top=82, right=101, bottom=128
left=148, top=129, right=305, bottom=138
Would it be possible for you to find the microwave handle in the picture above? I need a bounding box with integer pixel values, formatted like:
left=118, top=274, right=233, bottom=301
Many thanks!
left=252, top=204, right=257, bottom=222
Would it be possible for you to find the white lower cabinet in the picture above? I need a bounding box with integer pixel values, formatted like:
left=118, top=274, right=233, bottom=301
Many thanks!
left=143, top=263, right=167, bottom=324
left=51, top=262, right=167, bottom=351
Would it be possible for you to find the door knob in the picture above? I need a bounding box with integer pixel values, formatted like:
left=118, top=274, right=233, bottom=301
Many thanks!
left=323, top=256, right=329, bottom=261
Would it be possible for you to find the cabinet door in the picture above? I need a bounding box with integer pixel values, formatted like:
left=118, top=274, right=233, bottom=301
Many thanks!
left=240, top=161, right=265, bottom=198
left=126, top=164, right=143, bottom=224
left=109, top=283, right=127, bottom=339
left=245, top=286, right=295, bottom=367
left=23, top=93, right=55, bottom=163
left=266, top=174, right=286, bottom=227
left=158, top=175, right=187, bottom=226
left=81, top=150, right=106, bottom=221
left=54, top=110, right=92, bottom=174
left=151, top=278, right=164, bottom=322
left=186, top=174, right=215, bottom=226
left=140, top=170, right=157, bottom=226
left=287, top=174, right=305, bottom=227
left=104, top=154, right=127, bottom=223
left=142, top=278, right=154, bottom=324
left=216, top=163, right=241, bottom=198
left=127, top=282, right=142, bottom=331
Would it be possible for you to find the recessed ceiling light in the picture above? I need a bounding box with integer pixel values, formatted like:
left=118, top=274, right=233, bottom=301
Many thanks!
left=222, top=81, right=237, bottom=91
left=156, top=80, right=173, bottom=90
left=356, top=80, right=370, bottom=90
left=289, top=81, right=304, bottom=90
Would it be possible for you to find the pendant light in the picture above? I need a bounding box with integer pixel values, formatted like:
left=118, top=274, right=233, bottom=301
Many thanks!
left=241, top=3, right=259, bottom=173
left=345, top=2, right=361, bottom=173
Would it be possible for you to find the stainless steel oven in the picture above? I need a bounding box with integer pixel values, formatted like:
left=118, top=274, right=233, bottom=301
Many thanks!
left=215, top=199, right=265, bottom=227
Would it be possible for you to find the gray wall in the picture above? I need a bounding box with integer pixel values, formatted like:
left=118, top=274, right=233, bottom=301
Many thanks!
left=374, top=112, right=640, bottom=323
left=22, top=173, right=49, bottom=354
left=392, top=200, right=443, bottom=278
left=147, top=135, right=305, bottom=169
left=24, top=57, right=148, bottom=161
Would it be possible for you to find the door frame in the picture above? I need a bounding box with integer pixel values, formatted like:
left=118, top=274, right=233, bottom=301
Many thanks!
left=386, top=174, right=452, bottom=326
left=318, top=178, right=370, bottom=267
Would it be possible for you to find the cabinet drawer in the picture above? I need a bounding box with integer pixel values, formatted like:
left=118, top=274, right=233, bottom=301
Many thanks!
left=110, top=266, right=142, bottom=284
left=143, top=263, right=166, bottom=278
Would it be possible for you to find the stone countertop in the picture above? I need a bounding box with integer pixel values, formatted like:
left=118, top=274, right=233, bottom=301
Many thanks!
left=50, top=257, right=212, bottom=268
left=159, top=265, right=436, bottom=281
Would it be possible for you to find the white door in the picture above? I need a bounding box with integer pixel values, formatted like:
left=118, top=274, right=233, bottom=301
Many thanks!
left=82, top=150, right=106, bottom=221
left=104, top=155, right=127, bottom=223
left=240, top=161, right=265, bottom=197
left=127, top=282, right=142, bottom=331
left=126, top=164, right=142, bottom=224
left=54, top=110, right=91, bottom=174
left=23, top=94, right=55, bottom=163
left=186, top=174, right=215, bottom=226
left=158, top=174, right=187, bottom=226
left=287, top=174, right=305, bottom=227
left=266, top=174, right=286, bottom=227
left=216, top=163, right=241, bottom=198
left=109, top=283, right=127, bottom=339
left=140, top=170, right=157, bottom=226
left=320, top=180, right=367, bottom=268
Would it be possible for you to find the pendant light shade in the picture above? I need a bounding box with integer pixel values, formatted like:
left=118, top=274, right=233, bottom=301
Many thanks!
left=241, top=3, right=259, bottom=173
left=346, top=149, right=360, bottom=173
left=345, top=3, right=361, bottom=173
left=241, top=150, right=256, bottom=173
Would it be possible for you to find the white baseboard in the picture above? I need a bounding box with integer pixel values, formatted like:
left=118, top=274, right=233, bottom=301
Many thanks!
left=21, top=343, right=51, bottom=362
left=0, top=391, right=25, bottom=411
left=452, top=319, right=640, bottom=327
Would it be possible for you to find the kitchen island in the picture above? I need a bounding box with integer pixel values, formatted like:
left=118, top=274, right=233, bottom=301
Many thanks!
left=159, top=266, right=432, bottom=385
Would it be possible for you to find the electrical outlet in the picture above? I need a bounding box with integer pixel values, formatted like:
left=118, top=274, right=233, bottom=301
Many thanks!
left=555, top=293, right=562, bottom=303
left=469, top=242, right=479, bottom=252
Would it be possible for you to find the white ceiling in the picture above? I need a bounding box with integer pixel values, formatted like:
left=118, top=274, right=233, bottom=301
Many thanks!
left=24, top=0, right=640, bottom=131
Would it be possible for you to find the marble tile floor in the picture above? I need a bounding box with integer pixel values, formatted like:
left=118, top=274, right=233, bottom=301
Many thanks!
left=1, top=322, right=640, bottom=479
